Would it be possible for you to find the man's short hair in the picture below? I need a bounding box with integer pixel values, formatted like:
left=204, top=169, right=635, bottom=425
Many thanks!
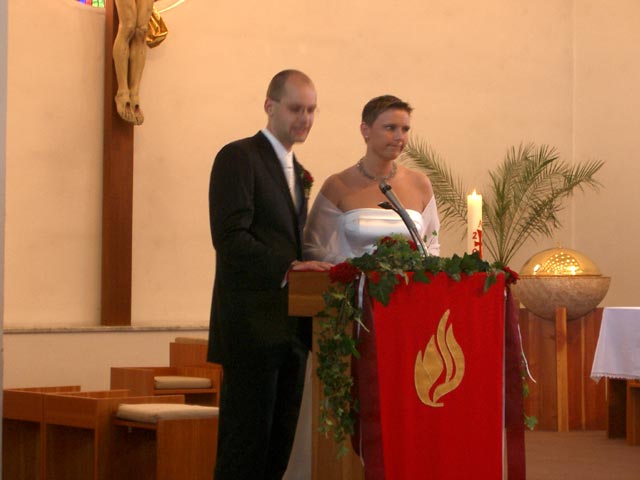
left=361, top=95, right=413, bottom=126
left=266, top=70, right=314, bottom=101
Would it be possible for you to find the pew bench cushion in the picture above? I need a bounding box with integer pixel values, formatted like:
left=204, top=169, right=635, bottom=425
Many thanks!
left=116, top=403, right=219, bottom=424
left=174, top=336, right=208, bottom=345
left=153, top=375, right=212, bottom=390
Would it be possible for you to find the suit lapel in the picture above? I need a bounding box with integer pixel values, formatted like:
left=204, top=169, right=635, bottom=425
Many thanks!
left=254, top=132, right=301, bottom=220
left=292, top=157, right=307, bottom=214
left=292, top=157, right=309, bottom=259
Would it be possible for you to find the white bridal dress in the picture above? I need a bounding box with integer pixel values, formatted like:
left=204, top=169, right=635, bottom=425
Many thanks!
left=304, top=192, right=441, bottom=262
left=284, top=192, right=440, bottom=479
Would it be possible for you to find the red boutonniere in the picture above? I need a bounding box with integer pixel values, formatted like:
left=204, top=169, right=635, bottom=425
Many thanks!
left=301, top=169, right=314, bottom=199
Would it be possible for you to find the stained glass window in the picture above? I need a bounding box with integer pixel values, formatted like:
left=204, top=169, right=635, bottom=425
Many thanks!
left=77, top=0, right=105, bottom=7
left=75, top=1, right=187, bottom=11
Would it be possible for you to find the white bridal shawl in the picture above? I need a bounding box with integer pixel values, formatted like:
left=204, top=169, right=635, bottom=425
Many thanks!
left=304, top=192, right=440, bottom=263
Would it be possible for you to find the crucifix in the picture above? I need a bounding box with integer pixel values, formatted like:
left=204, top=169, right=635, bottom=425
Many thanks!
left=102, top=0, right=133, bottom=326
left=101, top=0, right=160, bottom=325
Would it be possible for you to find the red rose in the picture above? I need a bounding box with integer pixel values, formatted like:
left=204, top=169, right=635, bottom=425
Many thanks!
left=303, top=169, right=314, bottom=185
left=329, top=262, right=361, bottom=284
left=380, top=236, right=396, bottom=246
left=408, top=240, right=417, bottom=251
left=301, top=169, right=314, bottom=199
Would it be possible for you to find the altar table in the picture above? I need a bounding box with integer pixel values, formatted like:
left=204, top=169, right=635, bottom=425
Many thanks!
left=591, top=307, right=640, bottom=445
left=591, top=307, right=640, bottom=381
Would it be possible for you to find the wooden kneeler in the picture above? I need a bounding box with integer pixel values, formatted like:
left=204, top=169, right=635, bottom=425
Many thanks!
left=111, top=366, right=222, bottom=406
left=112, top=404, right=219, bottom=480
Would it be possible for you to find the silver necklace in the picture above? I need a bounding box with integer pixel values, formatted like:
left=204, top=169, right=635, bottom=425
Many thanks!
left=356, top=158, right=397, bottom=182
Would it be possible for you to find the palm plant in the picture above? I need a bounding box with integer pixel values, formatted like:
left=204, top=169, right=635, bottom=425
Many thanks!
left=402, top=140, right=604, bottom=266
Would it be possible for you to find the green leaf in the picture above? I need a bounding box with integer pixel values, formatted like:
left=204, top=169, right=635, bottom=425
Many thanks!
left=484, top=273, right=497, bottom=292
left=315, top=234, right=545, bottom=457
left=413, top=270, right=430, bottom=284
left=402, top=139, right=604, bottom=266
left=525, top=414, right=539, bottom=431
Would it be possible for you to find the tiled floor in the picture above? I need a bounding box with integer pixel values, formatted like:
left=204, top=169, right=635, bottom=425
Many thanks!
left=525, top=430, right=640, bottom=480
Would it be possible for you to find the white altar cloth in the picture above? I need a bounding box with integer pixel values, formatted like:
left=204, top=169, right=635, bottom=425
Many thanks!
left=591, top=307, right=640, bottom=381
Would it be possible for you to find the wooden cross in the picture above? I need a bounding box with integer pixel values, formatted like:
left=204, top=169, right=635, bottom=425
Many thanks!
left=101, top=0, right=134, bottom=326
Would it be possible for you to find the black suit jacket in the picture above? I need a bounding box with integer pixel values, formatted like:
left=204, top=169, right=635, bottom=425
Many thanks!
left=208, top=131, right=310, bottom=367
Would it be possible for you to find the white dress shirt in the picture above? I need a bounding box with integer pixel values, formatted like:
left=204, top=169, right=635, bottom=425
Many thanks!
left=261, top=128, right=298, bottom=208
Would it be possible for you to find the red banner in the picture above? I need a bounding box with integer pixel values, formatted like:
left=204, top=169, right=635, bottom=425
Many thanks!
left=356, top=272, right=505, bottom=479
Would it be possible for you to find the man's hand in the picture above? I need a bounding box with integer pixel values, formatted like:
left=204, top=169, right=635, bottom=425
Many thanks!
left=290, top=260, right=333, bottom=272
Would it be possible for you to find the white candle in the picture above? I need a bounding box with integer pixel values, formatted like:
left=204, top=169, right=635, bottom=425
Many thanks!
left=467, top=190, right=483, bottom=257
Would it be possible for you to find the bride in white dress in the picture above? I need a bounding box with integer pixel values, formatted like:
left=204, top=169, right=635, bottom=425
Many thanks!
left=304, top=95, right=440, bottom=262
left=286, top=96, right=440, bottom=479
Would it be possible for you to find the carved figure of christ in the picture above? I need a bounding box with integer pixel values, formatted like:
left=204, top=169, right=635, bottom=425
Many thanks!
left=113, top=0, right=155, bottom=125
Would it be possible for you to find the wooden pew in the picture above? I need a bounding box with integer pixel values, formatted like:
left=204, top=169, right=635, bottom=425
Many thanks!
left=111, top=366, right=222, bottom=406
left=169, top=338, right=209, bottom=367
left=111, top=404, right=219, bottom=480
left=42, top=390, right=183, bottom=480
left=3, top=386, right=81, bottom=480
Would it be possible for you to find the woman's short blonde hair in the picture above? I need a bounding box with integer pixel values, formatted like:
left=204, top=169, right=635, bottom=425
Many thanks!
left=361, top=95, right=413, bottom=126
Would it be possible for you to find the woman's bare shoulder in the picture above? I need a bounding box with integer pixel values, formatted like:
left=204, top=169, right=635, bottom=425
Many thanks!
left=396, top=165, right=434, bottom=210
left=320, top=166, right=358, bottom=205
left=400, top=165, right=433, bottom=191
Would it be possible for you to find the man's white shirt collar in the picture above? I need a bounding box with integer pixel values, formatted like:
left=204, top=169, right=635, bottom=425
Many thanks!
left=261, top=128, right=292, bottom=167
left=262, top=128, right=298, bottom=210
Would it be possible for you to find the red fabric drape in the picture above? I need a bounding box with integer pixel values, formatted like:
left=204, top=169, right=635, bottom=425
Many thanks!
left=505, top=287, right=526, bottom=480
left=352, top=295, right=386, bottom=479
left=354, top=273, right=509, bottom=479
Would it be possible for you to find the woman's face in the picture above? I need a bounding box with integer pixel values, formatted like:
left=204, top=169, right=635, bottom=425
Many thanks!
left=361, top=108, right=411, bottom=161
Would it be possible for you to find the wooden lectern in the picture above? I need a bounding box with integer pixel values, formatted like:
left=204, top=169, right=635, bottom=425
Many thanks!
left=289, top=273, right=510, bottom=480
left=289, top=271, right=508, bottom=479
left=288, top=271, right=364, bottom=480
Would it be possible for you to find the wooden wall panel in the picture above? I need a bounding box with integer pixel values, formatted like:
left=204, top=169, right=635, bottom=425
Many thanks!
left=567, top=313, right=583, bottom=429
left=519, top=308, right=606, bottom=431
left=581, top=312, right=607, bottom=429
left=520, top=309, right=558, bottom=430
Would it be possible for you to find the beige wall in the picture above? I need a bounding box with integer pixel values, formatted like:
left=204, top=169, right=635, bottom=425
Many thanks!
left=3, top=329, right=208, bottom=390
left=3, top=0, right=640, bottom=340
left=573, top=1, right=640, bottom=305
left=5, top=0, right=105, bottom=327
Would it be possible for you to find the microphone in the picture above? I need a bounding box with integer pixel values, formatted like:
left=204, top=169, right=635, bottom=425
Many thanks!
left=378, top=181, right=429, bottom=257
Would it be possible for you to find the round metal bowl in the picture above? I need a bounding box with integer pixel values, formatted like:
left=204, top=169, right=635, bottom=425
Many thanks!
left=512, top=247, right=611, bottom=320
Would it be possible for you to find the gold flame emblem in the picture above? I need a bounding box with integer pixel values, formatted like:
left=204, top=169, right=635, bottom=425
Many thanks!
left=414, top=310, right=465, bottom=407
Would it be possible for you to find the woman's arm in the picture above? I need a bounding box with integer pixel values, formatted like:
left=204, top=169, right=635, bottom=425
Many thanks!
left=421, top=196, right=441, bottom=256
left=303, top=192, right=343, bottom=264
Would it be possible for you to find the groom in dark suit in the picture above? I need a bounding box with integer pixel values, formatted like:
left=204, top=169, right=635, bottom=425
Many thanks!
left=208, top=70, right=332, bottom=480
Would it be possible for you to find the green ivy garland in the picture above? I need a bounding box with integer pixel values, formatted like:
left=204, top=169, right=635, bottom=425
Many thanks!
left=315, top=235, right=519, bottom=457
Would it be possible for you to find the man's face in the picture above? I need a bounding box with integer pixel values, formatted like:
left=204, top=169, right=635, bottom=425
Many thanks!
left=265, top=77, right=317, bottom=150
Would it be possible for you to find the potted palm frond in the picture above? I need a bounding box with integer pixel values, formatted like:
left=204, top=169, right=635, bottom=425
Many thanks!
left=402, top=140, right=604, bottom=267
left=403, top=140, right=605, bottom=431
